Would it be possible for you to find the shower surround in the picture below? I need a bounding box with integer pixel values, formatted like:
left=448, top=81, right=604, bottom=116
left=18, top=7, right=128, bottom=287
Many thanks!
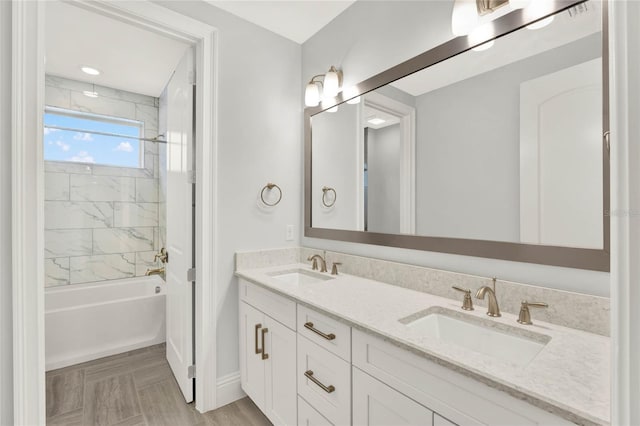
left=44, top=76, right=165, bottom=286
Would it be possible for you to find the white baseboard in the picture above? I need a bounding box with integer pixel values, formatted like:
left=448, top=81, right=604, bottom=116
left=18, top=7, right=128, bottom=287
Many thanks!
left=216, top=371, right=245, bottom=408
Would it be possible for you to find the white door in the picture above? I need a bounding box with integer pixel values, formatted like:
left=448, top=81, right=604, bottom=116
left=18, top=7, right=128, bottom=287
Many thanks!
left=239, top=302, right=266, bottom=410
left=165, top=48, right=195, bottom=402
left=520, top=59, right=603, bottom=249
left=264, top=315, right=297, bottom=425
left=352, top=367, right=434, bottom=426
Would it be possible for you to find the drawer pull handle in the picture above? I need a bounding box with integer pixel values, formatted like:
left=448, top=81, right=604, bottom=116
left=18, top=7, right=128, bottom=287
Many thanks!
left=254, top=323, right=262, bottom=354
left=261, top=328, right=269, bottom=360
left=304, top=322, right=336, bottom=341
left=304, top=370, right=335, bottom=393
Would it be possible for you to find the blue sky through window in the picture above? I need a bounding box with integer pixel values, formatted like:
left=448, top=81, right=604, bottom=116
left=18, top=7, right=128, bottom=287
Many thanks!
left=44, top=111, right=143, bottom=168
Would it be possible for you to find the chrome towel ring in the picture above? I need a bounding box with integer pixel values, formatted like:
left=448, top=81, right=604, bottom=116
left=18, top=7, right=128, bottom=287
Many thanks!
left=260, top=183, right=282, bottom=207
left=322, top=186, right=336, bottom=207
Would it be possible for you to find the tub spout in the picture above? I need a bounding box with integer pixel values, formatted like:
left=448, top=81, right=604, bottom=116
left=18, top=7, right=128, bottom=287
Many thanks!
left=145, top=267, right=165, bottom=276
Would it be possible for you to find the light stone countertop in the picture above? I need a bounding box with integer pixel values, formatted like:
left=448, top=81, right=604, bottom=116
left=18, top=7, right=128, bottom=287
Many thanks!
left=236, top=263, right=610, bottom=426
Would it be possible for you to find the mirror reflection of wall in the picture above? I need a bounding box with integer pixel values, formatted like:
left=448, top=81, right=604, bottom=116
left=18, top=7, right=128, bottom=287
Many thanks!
left=310, top=1, right=603, bottom=250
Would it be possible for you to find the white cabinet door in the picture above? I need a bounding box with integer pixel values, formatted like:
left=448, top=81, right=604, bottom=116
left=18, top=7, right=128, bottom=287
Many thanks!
left=299, top=396, right=335, bottom=426
left=353, top=367, right=434, bottom=426
left=165, top=47, right=195, bottom=403
left=264, top=315, right=297, bottom=426
left=239, top=302, right=266, bottom=410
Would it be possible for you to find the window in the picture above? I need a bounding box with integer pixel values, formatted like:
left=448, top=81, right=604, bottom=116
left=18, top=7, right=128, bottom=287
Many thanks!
left=44, top=107, right=145, bottom=168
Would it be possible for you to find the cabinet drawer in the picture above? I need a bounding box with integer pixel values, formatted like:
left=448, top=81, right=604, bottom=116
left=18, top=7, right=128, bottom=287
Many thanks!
left=298, top=396, right=334, bottom=426
left=298, top=335, right=351, bottom=426
left=239, top=279, right=296, bottom=330
left=352, top=329, right=572, bottom=426
left=298, top=305, right=351, bottom=362
left=353, top=367, right=433, bottom=426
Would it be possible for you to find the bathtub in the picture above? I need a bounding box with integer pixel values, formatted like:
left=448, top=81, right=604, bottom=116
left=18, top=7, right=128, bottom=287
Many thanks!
left=45, top=276, right=166, bottom=371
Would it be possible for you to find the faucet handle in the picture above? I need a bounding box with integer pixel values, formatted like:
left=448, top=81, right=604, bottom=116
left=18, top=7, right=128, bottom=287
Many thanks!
left=331, top=262, right=342, bottom=275
left=452, top=286, right=474, bottom=311
left=517, top=301, right=548, bottom=325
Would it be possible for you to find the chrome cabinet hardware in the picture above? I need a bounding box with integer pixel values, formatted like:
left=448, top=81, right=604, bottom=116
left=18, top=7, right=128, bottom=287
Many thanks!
left=304, top=370, right=335, bottom=393
left=254, top=323, right=262, bottom=354
left=307, top=254, right=328, bottom=272
left=321, top=186, right=337, bottom=207
left=452, top=286, right=474, bottom=311
left=261, top=328, right=269, bottom=360
left=517, top=301, right=549, bottom=325
left=304, top=322, right=336, bottom=340
left=476, top=277, right=501, bottom=317
left=331, top=262, right=342, bottom=275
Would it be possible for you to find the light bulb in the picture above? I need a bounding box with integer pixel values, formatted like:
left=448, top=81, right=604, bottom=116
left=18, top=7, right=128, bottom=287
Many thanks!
left=305, top=82, right=320, bottom=107
left=509, top=0, right=532, bottom=10
left=323, top=67, right=340, bottom=98
left=451, top=0, right=479, bottom=36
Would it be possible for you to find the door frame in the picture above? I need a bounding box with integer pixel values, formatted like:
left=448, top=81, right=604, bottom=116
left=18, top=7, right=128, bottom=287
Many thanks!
left=10, top=1, right=219, bottom=423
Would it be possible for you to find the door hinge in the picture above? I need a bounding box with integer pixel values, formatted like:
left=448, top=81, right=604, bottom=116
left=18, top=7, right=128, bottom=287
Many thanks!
left=188, top=170, right=196, bottom=184
left=188, top=70, right=196, bottom=85
left=188, top=365, right=196, bottom=379
left=187, top=268, right=196, bottom=282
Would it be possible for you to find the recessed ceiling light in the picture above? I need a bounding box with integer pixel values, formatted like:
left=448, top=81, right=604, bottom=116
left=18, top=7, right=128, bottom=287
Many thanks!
left=368, top=117, right=386, bottom=125
left=472, top=40, right=495, bottom=52
left=81, top=66, right=101, bottom=76
left=526, top=16, right=554, bottom=30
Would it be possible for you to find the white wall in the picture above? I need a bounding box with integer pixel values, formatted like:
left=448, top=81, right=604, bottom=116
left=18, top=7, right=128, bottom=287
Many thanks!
left=367, top=124, right=401, bottom=234
left=301, top=0, right=609, bottom=297
left=154, top=1, right=302, bottom=380
left=0, top=1, right=13, bottom=423
left=311, top=103, right=360, bottom=230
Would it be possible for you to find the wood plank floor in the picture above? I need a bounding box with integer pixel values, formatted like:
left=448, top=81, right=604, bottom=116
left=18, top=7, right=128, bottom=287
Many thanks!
left=46, top=344, right=272, bottom=426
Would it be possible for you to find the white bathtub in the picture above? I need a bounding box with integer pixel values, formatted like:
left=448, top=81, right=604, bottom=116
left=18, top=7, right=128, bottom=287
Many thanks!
left=45, top=276, right=166, bottom=371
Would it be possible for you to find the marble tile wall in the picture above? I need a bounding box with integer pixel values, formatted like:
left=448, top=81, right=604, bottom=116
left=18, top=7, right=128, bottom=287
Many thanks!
left=235, top=247, right=610, bottom=336
left=44, top=75, right=166, bottom=286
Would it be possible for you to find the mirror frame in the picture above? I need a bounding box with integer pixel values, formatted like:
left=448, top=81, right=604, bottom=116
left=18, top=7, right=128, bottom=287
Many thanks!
left=304, top=0, right=610, bottom=272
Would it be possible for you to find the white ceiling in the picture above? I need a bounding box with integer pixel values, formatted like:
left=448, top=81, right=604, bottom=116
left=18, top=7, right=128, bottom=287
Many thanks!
left=45, top=1, right=191, bottom=97
left=205, top=0, right=356, bottom=44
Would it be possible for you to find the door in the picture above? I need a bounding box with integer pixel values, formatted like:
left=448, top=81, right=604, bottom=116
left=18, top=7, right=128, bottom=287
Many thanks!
left=240, top=302, right=266, bottom=410
left=353, top=367, right=434, bottom=426
left=165, top=48, right=195, bottom=402
left=264, top=315, right=297, bottom=425
left=519, top=58, right=603, bottom=249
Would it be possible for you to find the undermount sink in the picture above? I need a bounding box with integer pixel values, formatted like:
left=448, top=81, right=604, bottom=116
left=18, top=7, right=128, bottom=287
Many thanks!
left=268, top=268, right=333, bottom=285
left=401, top=308, right=550, bottom=367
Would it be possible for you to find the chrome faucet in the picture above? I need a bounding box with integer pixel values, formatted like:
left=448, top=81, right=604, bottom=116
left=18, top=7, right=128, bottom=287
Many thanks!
left=307, top=253, right=328, bottom=273
left=475, top=277, right=501, bottom=317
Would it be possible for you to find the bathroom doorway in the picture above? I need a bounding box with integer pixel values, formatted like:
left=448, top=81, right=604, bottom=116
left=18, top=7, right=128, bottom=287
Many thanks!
left=10, top=1, right=219, bottom=423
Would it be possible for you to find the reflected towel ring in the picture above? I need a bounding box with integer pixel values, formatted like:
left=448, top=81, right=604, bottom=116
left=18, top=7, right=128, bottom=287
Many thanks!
left=260, top=183, right=282, bottom=207
left=322, top=186, right=337, bottom=207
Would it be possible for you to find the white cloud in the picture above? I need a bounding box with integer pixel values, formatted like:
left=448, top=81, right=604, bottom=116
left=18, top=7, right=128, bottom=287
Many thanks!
left=44, top=128, right=60, bottom=136
left=68, top=151, right=95, bottom=163
left=56, top=141, right=70, bottom=152
left=114, top=141, right=134, bottom=153
left=73, top=132, right=93, bottom=142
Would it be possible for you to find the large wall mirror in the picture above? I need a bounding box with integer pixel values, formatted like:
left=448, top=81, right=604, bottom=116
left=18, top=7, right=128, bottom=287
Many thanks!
left=304, top=0, right=609, bottom=272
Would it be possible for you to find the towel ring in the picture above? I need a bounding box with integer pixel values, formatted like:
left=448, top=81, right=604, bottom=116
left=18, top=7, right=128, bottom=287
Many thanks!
left=260, top=183, right=282, bottom=207
left=322, top=186, right=337, bottom=208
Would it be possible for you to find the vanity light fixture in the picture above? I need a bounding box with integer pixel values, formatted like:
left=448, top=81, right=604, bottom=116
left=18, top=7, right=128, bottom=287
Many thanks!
left=304, top=65, right=343, bottom=107
left=451, top=0, right=532, bottom=36
left=80, top=65, right=101, bottom=76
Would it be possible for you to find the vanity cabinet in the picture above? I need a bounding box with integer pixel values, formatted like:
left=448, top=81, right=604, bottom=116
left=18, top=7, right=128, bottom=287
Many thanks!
left=239, top=281, right=297, bottom=426
left=239, top=279, right=574, bottom=426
